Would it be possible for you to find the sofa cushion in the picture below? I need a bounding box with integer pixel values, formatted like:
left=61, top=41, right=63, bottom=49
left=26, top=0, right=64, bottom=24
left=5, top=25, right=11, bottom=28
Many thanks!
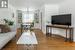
left=0, top=31, right=16, bottom=49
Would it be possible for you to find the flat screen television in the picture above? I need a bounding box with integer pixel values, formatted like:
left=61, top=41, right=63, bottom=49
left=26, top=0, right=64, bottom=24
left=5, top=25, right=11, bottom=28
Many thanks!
left=51, top=14, right=71, bottom=26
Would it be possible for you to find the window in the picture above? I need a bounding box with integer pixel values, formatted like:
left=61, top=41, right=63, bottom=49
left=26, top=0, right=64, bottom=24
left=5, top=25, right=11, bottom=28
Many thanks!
left=22, top=8, right=34, bottom=23
left=22, top=13, right=34, bottom=23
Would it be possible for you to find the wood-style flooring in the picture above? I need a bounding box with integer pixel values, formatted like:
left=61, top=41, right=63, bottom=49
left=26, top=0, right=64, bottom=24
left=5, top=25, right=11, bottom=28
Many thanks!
left=2, top=29, right=75, bottom=50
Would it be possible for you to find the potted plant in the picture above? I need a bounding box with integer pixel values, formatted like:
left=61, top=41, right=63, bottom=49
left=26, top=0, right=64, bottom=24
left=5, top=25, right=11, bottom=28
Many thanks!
left=8, top=21, right=14, bottom=26
left=4, top=19, right=14, bottom=26
left=4, top=19, right=14, bottom=31
left=4, top=19, right=8, bottom=25
left=30, top=22, right=34, bottom=31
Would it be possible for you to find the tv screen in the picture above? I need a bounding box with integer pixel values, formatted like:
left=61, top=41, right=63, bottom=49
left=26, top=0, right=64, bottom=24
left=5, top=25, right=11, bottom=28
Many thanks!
left=51, top=14, right=71, bottom=26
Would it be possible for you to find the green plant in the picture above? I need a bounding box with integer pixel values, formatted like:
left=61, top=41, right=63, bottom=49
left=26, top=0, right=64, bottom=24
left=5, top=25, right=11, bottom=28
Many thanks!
left=4, top=19, right=8, bottom=23
left=8, top=21, right=14, bottom=26
left=30, top=22, right=34, bottom=31
left=4, top=19, right=14, bottom=26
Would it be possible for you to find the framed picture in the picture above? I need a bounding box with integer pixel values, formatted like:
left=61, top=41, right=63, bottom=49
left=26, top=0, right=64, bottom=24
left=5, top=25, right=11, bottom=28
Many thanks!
left=0, top=0, right=8, bottom=8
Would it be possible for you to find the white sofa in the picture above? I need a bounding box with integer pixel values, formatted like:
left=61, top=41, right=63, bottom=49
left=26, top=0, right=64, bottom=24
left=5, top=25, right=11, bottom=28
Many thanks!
left=0, top=31, right=16, bottom=49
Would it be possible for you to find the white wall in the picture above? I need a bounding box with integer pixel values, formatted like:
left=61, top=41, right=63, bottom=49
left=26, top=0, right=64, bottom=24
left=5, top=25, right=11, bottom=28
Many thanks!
left=59, top=0, right=75, bottom=41
left=0, top=4, right=17, bottom=31
left=40, top=4, right=59, bottom=34
left=40, top=6, right=45, bottom=31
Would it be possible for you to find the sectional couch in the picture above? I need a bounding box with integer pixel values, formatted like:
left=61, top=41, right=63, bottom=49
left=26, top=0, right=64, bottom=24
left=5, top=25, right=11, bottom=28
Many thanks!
left=0, top=31, right=16, bottom=49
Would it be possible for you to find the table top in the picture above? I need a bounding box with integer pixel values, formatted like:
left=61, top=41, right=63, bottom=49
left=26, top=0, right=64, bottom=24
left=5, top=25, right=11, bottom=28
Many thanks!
left=17, top=31, right=38, bottom=45
left=22, top=24, right=31, bottom=25
left=46, top=25, right=73, bottom=29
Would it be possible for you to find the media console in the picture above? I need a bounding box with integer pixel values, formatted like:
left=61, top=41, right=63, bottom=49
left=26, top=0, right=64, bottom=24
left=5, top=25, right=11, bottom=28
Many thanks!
left=46, top=25, right=73, bottom=42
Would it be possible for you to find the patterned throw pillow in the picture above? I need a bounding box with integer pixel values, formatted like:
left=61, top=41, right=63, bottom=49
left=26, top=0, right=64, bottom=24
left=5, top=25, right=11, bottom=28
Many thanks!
left=0, top=25, right=11, bottom=33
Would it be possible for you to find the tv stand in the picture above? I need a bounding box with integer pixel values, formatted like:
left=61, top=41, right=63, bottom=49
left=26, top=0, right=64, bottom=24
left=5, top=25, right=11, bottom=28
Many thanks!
left=46, top=25, right=73, bottom=42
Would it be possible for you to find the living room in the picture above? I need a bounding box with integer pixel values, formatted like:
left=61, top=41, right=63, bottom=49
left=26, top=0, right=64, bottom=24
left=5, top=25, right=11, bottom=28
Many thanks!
left=0, top=0, right=75, bottom=50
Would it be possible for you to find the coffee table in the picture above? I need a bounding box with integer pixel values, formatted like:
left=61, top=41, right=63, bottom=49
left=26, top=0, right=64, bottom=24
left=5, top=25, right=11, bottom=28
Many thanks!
left=17, top=31, right=38, bottom=50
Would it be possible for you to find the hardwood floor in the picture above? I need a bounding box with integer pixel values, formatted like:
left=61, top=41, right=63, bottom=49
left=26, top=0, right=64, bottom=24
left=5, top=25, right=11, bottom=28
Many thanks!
left=2, top=29, right=75, bottom=50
